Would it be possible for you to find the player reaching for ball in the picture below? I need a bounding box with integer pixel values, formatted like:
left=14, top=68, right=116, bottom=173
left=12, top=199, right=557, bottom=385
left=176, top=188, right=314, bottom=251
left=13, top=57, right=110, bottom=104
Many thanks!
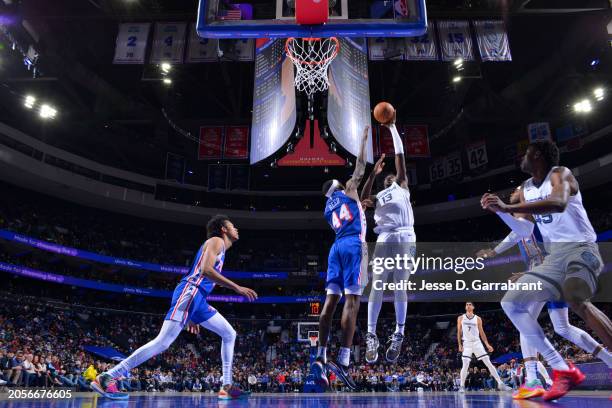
left=361, top=103, right=415, bottom=364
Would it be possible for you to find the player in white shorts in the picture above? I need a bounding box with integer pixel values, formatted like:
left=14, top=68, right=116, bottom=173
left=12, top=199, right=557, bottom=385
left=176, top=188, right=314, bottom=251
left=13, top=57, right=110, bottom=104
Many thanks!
left=360, top=110, right=415, bottom=363
left=482, top=140, right=611, bottom=400
left=479, top=186, right=612, bottom=399
left=457, top=302, right=510, bottom=392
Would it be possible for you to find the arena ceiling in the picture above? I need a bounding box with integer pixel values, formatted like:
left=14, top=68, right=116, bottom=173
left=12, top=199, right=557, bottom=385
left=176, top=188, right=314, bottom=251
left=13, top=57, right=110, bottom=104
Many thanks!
left=0, top=0, right=610, bottom=189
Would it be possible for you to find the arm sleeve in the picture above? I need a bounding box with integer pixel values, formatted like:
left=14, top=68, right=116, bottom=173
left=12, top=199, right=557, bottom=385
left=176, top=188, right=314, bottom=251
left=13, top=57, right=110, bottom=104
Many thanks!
left=388, top=124, right=404, bottom=155
left=494, top=231, right=521, bottom=254
left=496, top=212, right=534, bottom=238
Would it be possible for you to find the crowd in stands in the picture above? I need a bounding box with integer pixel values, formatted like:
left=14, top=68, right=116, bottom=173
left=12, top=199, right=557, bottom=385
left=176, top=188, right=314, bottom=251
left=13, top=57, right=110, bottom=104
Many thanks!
left=1, top=294, right=608, bottom=393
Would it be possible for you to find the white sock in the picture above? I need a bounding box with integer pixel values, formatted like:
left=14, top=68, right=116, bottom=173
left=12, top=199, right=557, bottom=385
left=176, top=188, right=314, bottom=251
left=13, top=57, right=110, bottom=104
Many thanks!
left=502, top=301, right=569, bottom=371
left=107, top=319, right=182, bottom=378
left=525, top=361, right=537, bottom=383
left=537, top=361, right=552, bottom=385
left=368, top=301, right=382, bottom=334
left=481, top=356, right=503, bottom=384
left=460, top=357, right=470, bottom=387
left=338, top=347, right=351, bottom=366
left=394, top=301, right=407, bottom=335
left=201, top=313, right=236, bottom=386
left=317, top=346, right=327, bottom=363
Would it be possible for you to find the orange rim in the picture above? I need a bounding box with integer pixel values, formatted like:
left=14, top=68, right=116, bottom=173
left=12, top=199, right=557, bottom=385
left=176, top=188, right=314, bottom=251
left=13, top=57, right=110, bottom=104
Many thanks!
left=285, top=37, right=340, bottom=66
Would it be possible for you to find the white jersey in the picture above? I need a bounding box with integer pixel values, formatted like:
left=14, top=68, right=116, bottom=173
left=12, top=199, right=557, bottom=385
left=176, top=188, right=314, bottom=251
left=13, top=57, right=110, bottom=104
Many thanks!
left=374, top=182, right=415, bottom=235
left=461, top=314, right=481, bottom=343
left=522, top=167, right=597, bottom=246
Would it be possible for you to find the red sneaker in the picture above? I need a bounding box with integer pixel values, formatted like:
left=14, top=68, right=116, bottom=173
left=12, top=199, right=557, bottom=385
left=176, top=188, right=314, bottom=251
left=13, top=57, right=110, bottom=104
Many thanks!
left=542, top=363, right=585, bottom=401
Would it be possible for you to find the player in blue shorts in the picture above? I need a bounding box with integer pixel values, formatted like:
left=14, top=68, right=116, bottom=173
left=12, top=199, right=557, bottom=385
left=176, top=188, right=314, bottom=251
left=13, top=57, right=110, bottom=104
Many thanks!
left=91, top=215, right=257, bottom=400
left=310, top=125, right=370, bottom=391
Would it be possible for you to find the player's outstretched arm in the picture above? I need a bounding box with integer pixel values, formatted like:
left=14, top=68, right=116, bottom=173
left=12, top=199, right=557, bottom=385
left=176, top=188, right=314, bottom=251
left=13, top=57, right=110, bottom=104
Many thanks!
left=382, top=111, right=408, bottom=188
left=199, top=237, right=258, bottom=301
left=478, top=317, right=494, bottom=352
left=346, top=125, right=370, bottom=199
left=457, top=315, right=463, bottom=353
left=360, top=153, right=386, bottom=204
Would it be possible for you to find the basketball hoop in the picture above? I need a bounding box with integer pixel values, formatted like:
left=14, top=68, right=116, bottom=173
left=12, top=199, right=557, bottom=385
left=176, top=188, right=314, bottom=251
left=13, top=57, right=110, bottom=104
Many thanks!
left=308, top=330, right=319, bottom=347
left=285, top=37, right=340, bottom=96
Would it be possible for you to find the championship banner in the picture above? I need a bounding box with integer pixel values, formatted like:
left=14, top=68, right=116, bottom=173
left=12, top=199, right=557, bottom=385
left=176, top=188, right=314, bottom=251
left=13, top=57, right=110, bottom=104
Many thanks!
left=527, top=122, right=552, bottom=142
left=402, top=125, right=430, bottom=157
left=186, top=23, right=218, bottom=62
left=113, top=23, right=151, bottom=64
left=150, top=22, right=187, bottom=64
left=405, top=20, right=438, bottom=61
left=224, top=126, right=249, bottom=159
left=473, top=20, right=512, bottom=62
left=198, top=126, right=224, bottom=160
left=466, top=141, right=488, bottom=170
left=437, top=20, right=474, bottom=61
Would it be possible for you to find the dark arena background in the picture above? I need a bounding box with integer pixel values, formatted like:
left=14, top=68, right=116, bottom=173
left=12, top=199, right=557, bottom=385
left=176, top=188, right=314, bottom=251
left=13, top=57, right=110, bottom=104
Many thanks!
left=1, top=0, right=612, bottom=407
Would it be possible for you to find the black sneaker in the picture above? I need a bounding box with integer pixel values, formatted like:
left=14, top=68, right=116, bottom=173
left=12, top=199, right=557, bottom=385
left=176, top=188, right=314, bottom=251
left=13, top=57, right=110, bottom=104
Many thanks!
left=327, top=361, right=357, bottom=391
left=310, top=358, right=329, bottom=387
left=385, top=332, right=404, bottom=362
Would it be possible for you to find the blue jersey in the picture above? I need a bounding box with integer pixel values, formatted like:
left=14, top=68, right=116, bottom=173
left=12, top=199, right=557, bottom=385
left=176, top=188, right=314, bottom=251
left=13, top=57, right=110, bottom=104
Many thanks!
left=181, top=241, right=225, bottom=294
left=517, top=225, right=545, bottom=270
left=324, top=190, right=366, bottom=241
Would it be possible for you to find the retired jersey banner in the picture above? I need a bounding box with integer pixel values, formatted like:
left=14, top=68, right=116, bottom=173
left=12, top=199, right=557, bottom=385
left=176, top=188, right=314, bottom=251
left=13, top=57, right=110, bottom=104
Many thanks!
left=466, top=141, right=488, bottom=169
left=198, top=126, right=224, bottom=160
left=437, top=20, right=474, bottom=61
left=473, top=20, right=512, bottom=62
left=527, top=122, right=552, bottom=142
left=402, top=125, right=430, bottom=157
left=150, top=22, right=187, bottom=64
left=113, top=23, right=150, bottom=64
left=405, top=21, right=438, bottom=61
left=224, top=126, right=249, bottom=159
left=187, top=23, right=217, bottom=62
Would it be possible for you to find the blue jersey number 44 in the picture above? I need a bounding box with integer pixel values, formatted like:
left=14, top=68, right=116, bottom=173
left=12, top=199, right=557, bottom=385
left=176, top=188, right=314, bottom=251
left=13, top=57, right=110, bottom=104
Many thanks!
left=332, top=204, right=353, bottom=229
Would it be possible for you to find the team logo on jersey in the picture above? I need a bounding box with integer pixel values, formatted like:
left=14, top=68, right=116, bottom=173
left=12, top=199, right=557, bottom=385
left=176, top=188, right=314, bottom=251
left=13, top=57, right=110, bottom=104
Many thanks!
left=580, top=251, right=601, bottom=272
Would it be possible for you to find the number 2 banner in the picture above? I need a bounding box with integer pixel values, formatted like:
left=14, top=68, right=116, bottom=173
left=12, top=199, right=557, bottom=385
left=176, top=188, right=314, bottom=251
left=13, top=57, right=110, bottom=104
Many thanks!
left=113, top=23, right=151, bottom=64
left=150, top=22, right=187, bottom=64
left=437, top=20, right=474, bottom=61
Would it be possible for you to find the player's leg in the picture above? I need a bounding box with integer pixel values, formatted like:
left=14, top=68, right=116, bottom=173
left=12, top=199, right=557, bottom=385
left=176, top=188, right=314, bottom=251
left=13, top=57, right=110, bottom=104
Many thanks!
left=514, top=301, right=547, bottom=399
left=563, top=244, right=612, bottom=349
left=459, top=353, right=472, bottom=392
left=386, top=237, right=413, bottom=362
left=548, top=302, right=612, bottom=369
left=93, top=319, right=183, bottom=397
left=326, top=239, right=366, bottom=390
left=366, top=235, right=388, bottom=363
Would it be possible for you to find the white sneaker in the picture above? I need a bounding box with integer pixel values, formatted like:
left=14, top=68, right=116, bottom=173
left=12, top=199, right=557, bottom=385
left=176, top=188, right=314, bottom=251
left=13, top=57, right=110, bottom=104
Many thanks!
left=0, top=379, right=7, bottom=386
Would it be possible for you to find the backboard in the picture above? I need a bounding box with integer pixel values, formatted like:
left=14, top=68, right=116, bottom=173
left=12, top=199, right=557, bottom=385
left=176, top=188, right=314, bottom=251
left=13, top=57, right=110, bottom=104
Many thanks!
left=197, top=0, right=428, bottom=38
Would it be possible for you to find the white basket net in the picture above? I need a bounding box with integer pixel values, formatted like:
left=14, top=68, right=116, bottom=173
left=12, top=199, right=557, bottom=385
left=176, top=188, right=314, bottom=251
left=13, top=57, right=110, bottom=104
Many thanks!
left=285, top=37, right=340, bottom=96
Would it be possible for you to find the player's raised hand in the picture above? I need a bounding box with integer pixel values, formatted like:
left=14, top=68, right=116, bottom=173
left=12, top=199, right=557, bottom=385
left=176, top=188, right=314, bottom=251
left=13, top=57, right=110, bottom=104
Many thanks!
left=186, top=322, right=201, bottom=335
left=236, top=286, right=258, bottom=302
left=374, top=153, right=386, bottom=175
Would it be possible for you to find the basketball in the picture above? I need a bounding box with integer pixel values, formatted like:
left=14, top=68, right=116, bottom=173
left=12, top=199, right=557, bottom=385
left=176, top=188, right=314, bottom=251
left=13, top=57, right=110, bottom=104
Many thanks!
left=373, top=101, right=395, bottom=124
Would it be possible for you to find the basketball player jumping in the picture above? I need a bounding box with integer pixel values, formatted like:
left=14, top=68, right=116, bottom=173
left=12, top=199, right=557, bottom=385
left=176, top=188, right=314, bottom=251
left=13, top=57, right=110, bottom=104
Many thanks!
left=457, top=302, right=511, bottom=392
left=310, top=125, right=370, bottom=391
left=479, top=186, right=612, bottom=399
left=91, top=215, right=257, bottom=400
left=482, top=140, right=610, bottom=400
left=360, top=110, right=415, bottom=363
